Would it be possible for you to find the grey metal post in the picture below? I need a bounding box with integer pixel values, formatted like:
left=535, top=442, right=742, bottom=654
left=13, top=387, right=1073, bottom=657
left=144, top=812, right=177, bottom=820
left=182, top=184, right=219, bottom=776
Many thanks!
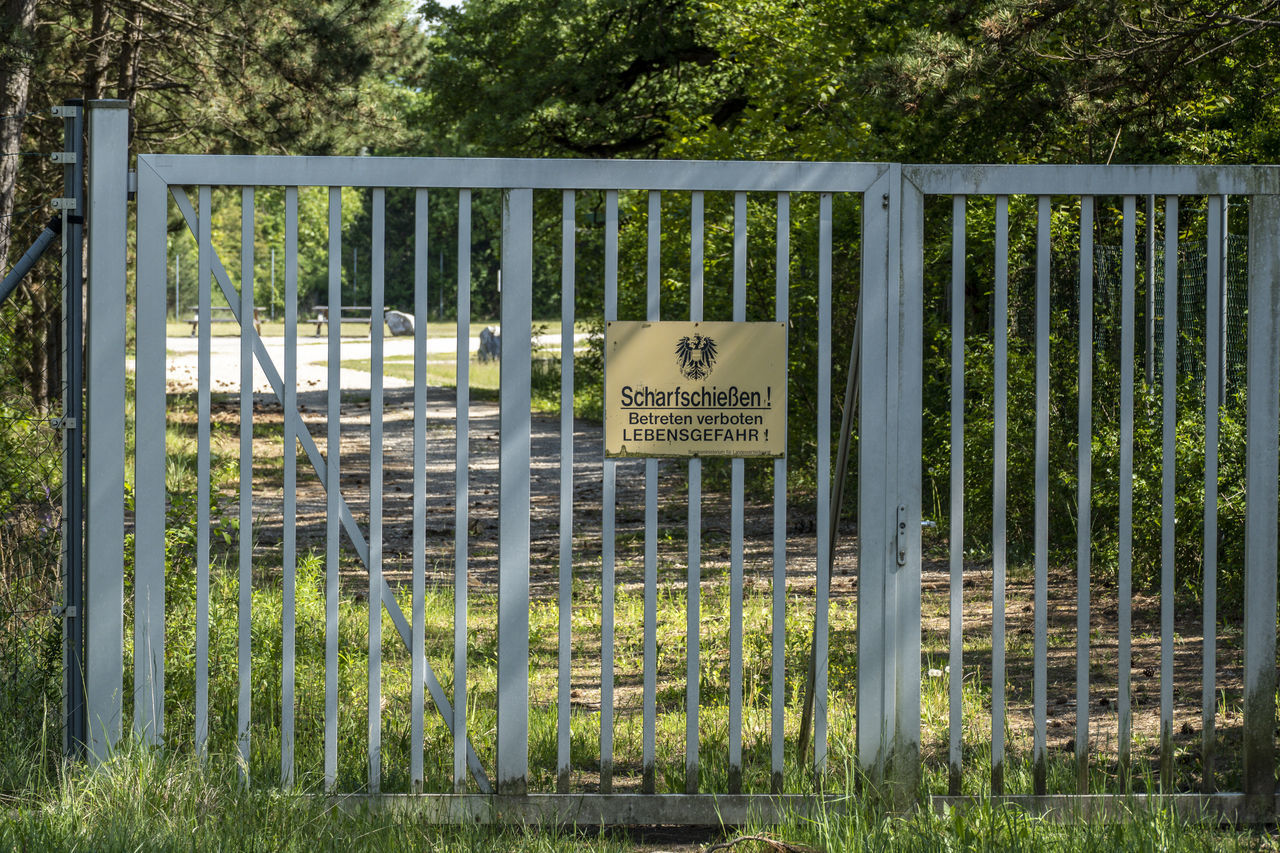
left=497, top=188, right=532, bottom=794
left=134, top=152, right=167, bottom=745
left=58, top=99, right=85, bottom=759
left=857, top=165, right=923, bottom=796
left=1242, top=195, right=1279, bottom=809
left=894, top=174, right=924, bottom=795
left=83, top=99, right=129, bottom=764
left=174, top=254, right=179, bottom=320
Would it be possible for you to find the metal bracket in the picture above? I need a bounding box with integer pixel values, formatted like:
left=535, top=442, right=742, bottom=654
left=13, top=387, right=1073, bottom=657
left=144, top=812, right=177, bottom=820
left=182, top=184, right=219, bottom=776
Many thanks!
left=50, top=105, right=79, bottom=118
left=51, top=605, right=78, bottom=618
left=50, top=415, right=78, bottom=430
left=51, top=151, right=77, bottom=165
left=896, top=504, right=908, bottom=566
left=51, top=197, right=77, bottom=211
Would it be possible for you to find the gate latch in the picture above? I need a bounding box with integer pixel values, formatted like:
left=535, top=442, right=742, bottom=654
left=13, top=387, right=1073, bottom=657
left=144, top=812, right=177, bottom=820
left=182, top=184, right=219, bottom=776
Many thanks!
left=896, top=504, right=908, bottom=566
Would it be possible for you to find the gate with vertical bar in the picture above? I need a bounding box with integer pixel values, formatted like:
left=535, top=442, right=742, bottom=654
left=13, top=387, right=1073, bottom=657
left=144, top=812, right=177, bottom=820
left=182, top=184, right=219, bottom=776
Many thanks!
left=78, top=104, right=1280, bottom=822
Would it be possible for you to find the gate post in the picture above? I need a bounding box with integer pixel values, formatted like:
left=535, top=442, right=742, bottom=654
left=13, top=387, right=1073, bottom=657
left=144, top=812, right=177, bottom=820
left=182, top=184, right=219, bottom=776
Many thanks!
left=84, top=100, right=129, bottom=764
left=497, top=188, right=533, bottom=794
left=1242, top=195, right=1279, bottom=813
left=856, top=165, right=923, bottom=798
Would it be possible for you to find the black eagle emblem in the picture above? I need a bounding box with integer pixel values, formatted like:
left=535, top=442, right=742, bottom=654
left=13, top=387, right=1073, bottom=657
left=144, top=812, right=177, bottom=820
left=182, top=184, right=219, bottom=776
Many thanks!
left=675, top=334, right=718, bottom=381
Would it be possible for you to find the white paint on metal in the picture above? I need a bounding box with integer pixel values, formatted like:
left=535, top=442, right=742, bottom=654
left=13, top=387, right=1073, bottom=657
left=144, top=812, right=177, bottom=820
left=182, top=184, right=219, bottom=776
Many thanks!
left=991, top=196, right=1009, bottom=795
left=729, top=191, right=747, bottom=792
left=368, top=188, right=385, bottom=793
left=1033, top=195, right=1049, bottom=794
left=85, top=101, right=128, bottom=764
left=771, top=191, right=789, bottom=792
left=948, top=196, right=965, bottom=792
left=1119, top=195, right=1136, bottom=774
left=600, top=189, right=618, bottom=794
left=1075, top=197, right=1094, bottom=793
left=643, top=190, right=660, bottom=793
left=281, top=186, right=298, bottom=787
left=411, top=188, right=428, bottom=793
left=140, top=155, right=887, bottom=192
left=686, top=190, right=704, bottom=795
left=454, top=190, right=472, bottom=792
left=1160, top=196, right=1178, bottom=791
left=814, top=191, right=832, bottom=775
left=324, top=187, right=342, bottom=792
left=238, top=187, right=254, bottom=778
left=497, top=188, right=533, bottom=794
left=196, top=185, right=212, bottom=760
left=132, top=159, right=167, bottom=747
left=1202, top=195, right=1224, bottom=792
left=1242, top=194, right=1280, bottom=798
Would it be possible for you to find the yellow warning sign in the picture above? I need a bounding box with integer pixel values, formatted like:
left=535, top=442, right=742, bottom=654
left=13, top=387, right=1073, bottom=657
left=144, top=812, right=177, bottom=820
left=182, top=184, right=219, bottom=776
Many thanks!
left=605, top=321, right=787, bottom=458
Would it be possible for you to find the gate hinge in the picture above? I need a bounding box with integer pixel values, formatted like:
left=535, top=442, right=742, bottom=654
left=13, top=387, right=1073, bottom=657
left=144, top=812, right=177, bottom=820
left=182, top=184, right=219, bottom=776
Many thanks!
left=51, top=197, right=77, bottom=211
left=50, top=415, right=77, bottom=430
left=51, top=605, right=78, bottom=618
left=896, top=504, right=908, bottom=566
left=128, top=170, right=137, bottom=195
left=50, top=151, right=76, bottom=165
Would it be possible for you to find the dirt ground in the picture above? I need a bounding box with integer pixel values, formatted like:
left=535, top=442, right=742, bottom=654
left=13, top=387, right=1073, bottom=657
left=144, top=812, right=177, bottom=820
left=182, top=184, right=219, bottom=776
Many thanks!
left=174, top=374, right=1249, bottom=795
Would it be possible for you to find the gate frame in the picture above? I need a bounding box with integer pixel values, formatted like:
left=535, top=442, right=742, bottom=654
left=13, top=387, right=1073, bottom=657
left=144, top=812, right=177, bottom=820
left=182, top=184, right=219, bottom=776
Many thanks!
left=81, top=106, right=1280, bottom=818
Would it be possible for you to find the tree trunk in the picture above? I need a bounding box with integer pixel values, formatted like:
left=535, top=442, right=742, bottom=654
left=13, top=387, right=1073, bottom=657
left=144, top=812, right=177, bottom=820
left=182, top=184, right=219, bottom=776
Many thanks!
left=0, top=0, right=38, bottom=271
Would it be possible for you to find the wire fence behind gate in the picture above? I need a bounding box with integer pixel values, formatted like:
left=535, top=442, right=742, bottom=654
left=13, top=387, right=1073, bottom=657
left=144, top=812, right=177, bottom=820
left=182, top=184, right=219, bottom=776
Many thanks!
left=0, top=283, right=66, bottom=788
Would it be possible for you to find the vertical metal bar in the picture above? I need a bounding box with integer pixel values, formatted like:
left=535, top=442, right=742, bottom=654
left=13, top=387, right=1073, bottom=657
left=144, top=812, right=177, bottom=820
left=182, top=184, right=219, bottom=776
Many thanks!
left=729, top=190, right=747, bottom=794
left=897, top=175, right=925, bottom=793
left=368, top=188, right=385, bottom=794
left=1202, top=194, right=1223, bottom=794
left=195, top=185, right=212, bottom=760
left=1033, top=195, right=1050, bottom=796
left=1119, top=195, right=1136, bottom=781
left=991, top=196, right=1009, bottom=796
left=324, top=187, right=341, bottom=792
left=84, top=100, right=127, bottom=764
left=815, top=192, right=832, bottom=776
left=282, top=186, right=298, bottom=787
left=771, top=192, right=789, bottom=795
left=1219, top=198, right=1229, bottom=395
left=600, top=189, right=618, bottom=793
left=857, top=178, right=889, bottom=782
left=643, top=190, right=660, bottom=794
left=557, top=190, right=575, bottom=794
left=1160, top=196, right=1178, bottom=791
left=411, top=189, right=429, bottom=794
left=60, top=101, right=86, bottom=758
left=1075, top=196, right=1094, bottom=794
left=238, top=187, right=255, bottom=780
left=454, top=189, right=472, bottom=793
left=686, top=190, right=704, bottom=796
left=1146, top=194, right=1157, bottom=388
left=497, top=188, right=533, bottom=795
left=948, top=195, right=965, bottom=797
left=132, top=150, right=165, bottom=752
left=1242, top=194, right=1280, bottom=806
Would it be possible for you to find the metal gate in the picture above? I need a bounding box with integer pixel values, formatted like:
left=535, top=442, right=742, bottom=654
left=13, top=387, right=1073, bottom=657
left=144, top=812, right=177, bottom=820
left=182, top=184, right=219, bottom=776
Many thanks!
left=77, top=105, right=1280, bottom=821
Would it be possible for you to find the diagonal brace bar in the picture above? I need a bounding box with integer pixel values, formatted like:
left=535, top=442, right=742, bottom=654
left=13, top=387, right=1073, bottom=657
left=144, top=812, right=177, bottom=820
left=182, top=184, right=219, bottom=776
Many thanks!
left=171, top=187, right=491, bottom=793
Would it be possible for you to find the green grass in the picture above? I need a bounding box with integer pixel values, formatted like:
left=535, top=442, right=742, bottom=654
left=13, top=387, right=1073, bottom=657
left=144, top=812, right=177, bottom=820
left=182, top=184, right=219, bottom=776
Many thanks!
left=1, top=372, right=1269, bottom=850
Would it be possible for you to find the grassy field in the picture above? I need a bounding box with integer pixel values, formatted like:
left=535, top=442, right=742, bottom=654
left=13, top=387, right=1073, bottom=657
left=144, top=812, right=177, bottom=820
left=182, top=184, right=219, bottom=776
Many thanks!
left=1, top=379, right=1274, bottom=850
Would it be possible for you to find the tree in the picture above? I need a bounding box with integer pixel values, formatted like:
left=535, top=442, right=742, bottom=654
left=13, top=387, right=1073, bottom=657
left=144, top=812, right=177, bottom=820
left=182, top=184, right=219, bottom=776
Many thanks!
left=0, top=0, right=426, bottom=408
